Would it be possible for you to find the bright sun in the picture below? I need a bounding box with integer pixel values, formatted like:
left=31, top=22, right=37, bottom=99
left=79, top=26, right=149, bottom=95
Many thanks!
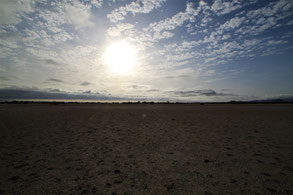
left=103, top=40, right=137, bottom=74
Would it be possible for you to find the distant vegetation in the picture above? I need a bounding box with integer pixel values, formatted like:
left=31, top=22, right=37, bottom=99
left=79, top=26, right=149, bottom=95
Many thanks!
left=0, top=99, right=292, bottom=105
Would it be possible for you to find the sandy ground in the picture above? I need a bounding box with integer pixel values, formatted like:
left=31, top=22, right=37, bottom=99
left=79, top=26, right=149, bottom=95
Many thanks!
left=0, top=104, right=292, bottom=195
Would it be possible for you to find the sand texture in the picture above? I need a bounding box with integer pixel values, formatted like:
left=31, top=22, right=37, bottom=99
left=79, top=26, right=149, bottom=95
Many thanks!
left=0, top=104, right=293, bottom=194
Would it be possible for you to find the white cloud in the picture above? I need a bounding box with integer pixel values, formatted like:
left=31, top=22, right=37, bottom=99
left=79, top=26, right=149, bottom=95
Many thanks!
left=22, top=27, right=74, bottom=48
left=23, top=29, right=40, bottom=42
left=52, top=31, right=74, bottom=42
left=90, top=0, right=103, bottom=8
left=106, top=23, right=135, bottom=37
left=239, top=0, right=293, bottom=36
left=25, top=47, right=58, bottom=60
left=242, top=39, right=260, bottom=47
left=9, top=0, right=93, bottom=49
left=267, top=40, right=287, bottom=45
left=211, top=0, right=242, bottom=15
left=37, top=0, right=94, bottom=30
left=142, top=2, right=198, bottom=42
left=220, top=17, right=246, bottom=31
left=1, top=0, right=292, bottom=101
left=247, top=0, right=292, bottom=18
left=178, top=40, right=201, bottom=51
left=0, top=37, right=19, bottom=49
left=165, top=52, right=195, bottom=62
left=64, top=0, right=104, bottom=8
left=0, top=47, right=13, bottom=58
left=64, top=0, right=94, bottom=28
left=0, top=0, right=33, bottom=25
left=107, top=0, right=167, bottom=23
left=287, top=20, right=293, bottom=25
left=105, top=1, right=200, bottom=52
left=143, top=0, right=293, bottom=71
left=0, top=25, right=17, bottom=34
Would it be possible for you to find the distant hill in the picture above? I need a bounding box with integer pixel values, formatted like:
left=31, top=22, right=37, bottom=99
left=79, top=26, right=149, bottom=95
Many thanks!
left=228, top=96, right=293, bottom=104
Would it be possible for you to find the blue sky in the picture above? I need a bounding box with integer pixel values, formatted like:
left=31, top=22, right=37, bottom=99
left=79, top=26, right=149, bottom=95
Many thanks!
left=0, top=0, right=292, bottom=101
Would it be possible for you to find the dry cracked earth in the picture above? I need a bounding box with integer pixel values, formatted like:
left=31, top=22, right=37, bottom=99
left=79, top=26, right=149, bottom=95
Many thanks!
left=0, top=104, right=293, bottom=194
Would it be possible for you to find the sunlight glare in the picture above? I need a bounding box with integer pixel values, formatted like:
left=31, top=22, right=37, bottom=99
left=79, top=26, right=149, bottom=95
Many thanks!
left=103, top=40, right=137, bottom=74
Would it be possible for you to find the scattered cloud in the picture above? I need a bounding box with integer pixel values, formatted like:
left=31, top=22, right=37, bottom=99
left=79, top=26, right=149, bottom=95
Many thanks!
left=86, top=0, right=104, bottom=8
left=220, top=17, right=246, bottom=31
left=164, top=75, right=190, bottom=79
left=211, top=0, right=243, bottom=15
left=107, top=0, right=167, bottom=23
left=106, top=23, right=134, bottom=37
left=48, top=78, right=64, bottom=83
left=0, top=0, right=33, bottom=25
left=129, top=84, right=147, bottom=89
left=0, top=0, right=292, bottom=101
left=0, top=87, right=120, bottom=100
left=63, top=0, right=94, bottom=28
left=171, top=89, right=237, bottom=97
left=0, top=76, right=9, bottom=80
left=142, top=2, right=198, bottom=42
left=44, top=59, right=63, bottom=66
left=80, top=82, right=92, bottom=86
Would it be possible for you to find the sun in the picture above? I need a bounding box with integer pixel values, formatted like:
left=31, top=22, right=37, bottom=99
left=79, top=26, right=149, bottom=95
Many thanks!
left=103, top=40, right=137, bottom=74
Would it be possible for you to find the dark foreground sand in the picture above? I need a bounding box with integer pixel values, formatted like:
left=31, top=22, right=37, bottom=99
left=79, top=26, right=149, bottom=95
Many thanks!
left=0, top=104, right=292, bottom=194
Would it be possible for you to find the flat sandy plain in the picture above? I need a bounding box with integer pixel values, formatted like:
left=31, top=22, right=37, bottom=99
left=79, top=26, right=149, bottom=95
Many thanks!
left=0, top=104, right=292, bottom=194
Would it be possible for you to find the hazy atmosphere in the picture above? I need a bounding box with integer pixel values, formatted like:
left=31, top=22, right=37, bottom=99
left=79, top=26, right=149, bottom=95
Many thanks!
left=0, top=0, right=293, bottom=102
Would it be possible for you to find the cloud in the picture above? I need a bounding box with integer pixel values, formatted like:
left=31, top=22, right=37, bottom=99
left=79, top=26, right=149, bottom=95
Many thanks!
left=80, top=82, right=92, bottom=86
left=171, top=89, right=237, bottom=97
left=0, top=76, right=9, bottom=81
left=25, top=47, right=58, bottom=60
left=0, top=36, right=19, bottom=49
left=0, top=87, right=120, bottom=100
left=129, top=85, right=147, bottom=89
left=147, top=89, right=160, bottom=92
left=0, top=0, right=33, bottom=25
left=8, top=0, right=95, bottom=50
left=241, top=0, right=293, bottom=35
left=106, top=23, right=135, bottom=37
left=247, top=0, right=292, bottom=18
left=44, top=59, right=62, bottom=66
left=107, top=0, right=167, bottom=23
left=64, top=0, right=94, bottom=28
left=104, top=0, right=292, bottom=71
left=0, top=0, right=292, bottom=102
left=30, top=0, right=94, bottom=46
left=220, top=16, right=246, bottom=31
left=87, top=0, right=104, bottom=8
left=267, top=40, right=287, bottom=45
left=287, top=20, right=293, bottom=25
left=159, top=0, right=293, bottom=68
left=0, top=47, right=14, bottom=58
left=211, top=0, right=243, bottom=15
left=164, top=75, right=190, bottom=79
left=48, top=78, right=64, bottom=83
left=46, top=88, right=61, bottom=93
left=142, top=2, right=198, bottom=42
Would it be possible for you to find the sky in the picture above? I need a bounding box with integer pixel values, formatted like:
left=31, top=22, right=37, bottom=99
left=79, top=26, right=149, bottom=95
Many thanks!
left=0, top=0, right=292, bottom=102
